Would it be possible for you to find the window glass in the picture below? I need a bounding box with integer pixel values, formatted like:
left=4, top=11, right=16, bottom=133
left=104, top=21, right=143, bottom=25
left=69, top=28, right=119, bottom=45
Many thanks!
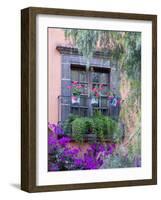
left=80, top=71, right=87, bottom=82
left=100, top=73, right=107, bottom=83
left=70, top=68, right=110, bottom=118
left=71, top=70, right=78, bottom=81
left=100, top=85, right=108, bottom=96
left=92, top=72, right=100, bottom=83
left=80, top=84, right=88, bottom=95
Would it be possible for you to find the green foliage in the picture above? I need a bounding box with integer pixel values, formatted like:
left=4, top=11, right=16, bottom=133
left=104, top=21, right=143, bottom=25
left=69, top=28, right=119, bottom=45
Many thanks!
left=65, top=29, right=141, bottom=84
left=72, top=118, right=86, bottom=143
left=83, top=117, right=95, bottom=133
left=93, top=111, right=119, bottom=141
left=72, top=88, right=81, bottom=96
left=102, top=154, right=133, bottom=168
left=65, top=29, right=100, bottom=70
left=63, top=114, right=78, bottom=134
left=102, top=129, right=141, bottom=168
left=70, top=111, right=119, bottom=142
left=128, top=120, right=141, bottom=159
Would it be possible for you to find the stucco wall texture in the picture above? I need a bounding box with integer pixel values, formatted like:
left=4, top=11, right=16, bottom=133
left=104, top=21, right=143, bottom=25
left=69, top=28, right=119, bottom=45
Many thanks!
left=48, top=28, right=68, bottom=123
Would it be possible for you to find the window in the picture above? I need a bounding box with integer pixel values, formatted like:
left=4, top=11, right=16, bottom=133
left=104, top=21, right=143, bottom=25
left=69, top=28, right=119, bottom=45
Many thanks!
left=70, top=65, right=110, bottom=117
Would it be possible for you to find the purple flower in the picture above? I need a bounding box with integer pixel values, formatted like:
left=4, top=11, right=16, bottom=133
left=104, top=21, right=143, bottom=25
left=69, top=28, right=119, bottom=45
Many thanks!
left=59, top=137, right=71, bottom=146
left=134, top=156, right=141, bottom=167
left=98, top=144, right=105, bottom=152
left=48, top=163, right=59, bottom=171
left=48, top=123, right=64, bottom=135
left=84, top=156, right=97, bottom=169
left=54, top=125, right=64, bottom=135
left=107, top=143, right=116, bottom=154
left=70, top=148, right=79, bottom=155
left=91, top=143, right=97, bottom=150
left=48, top=133, right=57, bottom=145
left=74, top=158, right=83, bottom=166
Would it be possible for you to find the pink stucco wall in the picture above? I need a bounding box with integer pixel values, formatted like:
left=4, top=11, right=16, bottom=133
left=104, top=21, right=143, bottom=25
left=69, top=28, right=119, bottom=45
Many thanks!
left=48, top=28, right=68, bottom=123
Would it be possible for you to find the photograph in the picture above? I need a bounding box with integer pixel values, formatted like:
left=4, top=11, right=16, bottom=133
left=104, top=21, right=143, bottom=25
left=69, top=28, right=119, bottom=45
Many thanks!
left=21, top=7, right=157, bottom=192
left=48, top=28, right=141, bottom=172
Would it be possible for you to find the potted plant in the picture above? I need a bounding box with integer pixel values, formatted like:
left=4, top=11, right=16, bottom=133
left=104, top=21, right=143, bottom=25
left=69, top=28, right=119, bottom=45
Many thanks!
left=67, top=81, right=82, bottom=104
left=91, top=86, right=101, bottom=105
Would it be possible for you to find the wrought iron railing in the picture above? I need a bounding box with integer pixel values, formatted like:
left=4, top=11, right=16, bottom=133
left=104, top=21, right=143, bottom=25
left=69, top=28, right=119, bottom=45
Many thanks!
left=58, top=95, right=120, bottom=125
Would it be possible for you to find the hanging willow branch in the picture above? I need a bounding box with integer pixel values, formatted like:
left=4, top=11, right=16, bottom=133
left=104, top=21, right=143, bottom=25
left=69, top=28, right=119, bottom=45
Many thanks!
left=65, top=29, right=141, bottom=80
left=65, top=29, right=100, bottom=70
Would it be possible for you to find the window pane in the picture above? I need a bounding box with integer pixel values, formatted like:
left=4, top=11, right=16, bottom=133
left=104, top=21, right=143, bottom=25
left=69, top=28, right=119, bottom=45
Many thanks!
left=71, top=70, right=78, bottom=81
left=61, top=96, right=71, bottom=104
left=80, top=96, right=88, bottom=107
left=80, top=71, right=87, bottom=82
left=92, top=72, right=100, bottom=83
left=100, top=97, right=107, bottom=107
left=81, top=84, right=88, bottom=95
left=100, top=85, right=109, bottom=95
left=100, top=73, right=107, bottom=83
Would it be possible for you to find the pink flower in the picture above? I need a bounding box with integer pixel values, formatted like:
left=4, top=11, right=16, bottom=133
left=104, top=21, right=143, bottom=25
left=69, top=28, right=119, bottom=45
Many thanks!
left=99, top=87, right=104, bottom=91
left=67, top=85, right=72, bottom=89
left=92, top=88, right=97, bottom=92
left=64, top=82, right=67, bottom=85
left=95, top=92, right=99, bottom=97
left=76, top=85, right=82, bottom=89
left=72, top=81, right=78, bottom=85
left=108, top=96, right=114, bottom=100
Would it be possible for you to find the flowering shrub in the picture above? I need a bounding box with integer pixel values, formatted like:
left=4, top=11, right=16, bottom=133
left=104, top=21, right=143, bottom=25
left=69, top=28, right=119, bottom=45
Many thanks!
left=48, top=123, right=116, bottom=171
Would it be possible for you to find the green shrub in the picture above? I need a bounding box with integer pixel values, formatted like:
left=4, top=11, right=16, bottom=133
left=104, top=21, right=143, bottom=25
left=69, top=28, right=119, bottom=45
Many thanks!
left=84, top=117, right=95, bottom=133
left=93, top=111, right=119, bottom=141
left=63, top=114, right=78, bottom=134
left=72, top=118, right=86, bottom=143
left=65, top=111, right=120, bottom=142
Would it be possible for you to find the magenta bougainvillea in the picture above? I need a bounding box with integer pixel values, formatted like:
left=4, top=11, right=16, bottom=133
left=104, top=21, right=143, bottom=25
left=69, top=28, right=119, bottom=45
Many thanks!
left=48, top=123, right=115, bottom=171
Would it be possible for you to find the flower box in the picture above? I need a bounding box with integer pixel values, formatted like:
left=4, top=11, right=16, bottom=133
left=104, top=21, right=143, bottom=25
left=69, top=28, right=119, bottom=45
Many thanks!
left=71, top=96, right=80, bottom=104
left=91, top=97, right=99, bottom=105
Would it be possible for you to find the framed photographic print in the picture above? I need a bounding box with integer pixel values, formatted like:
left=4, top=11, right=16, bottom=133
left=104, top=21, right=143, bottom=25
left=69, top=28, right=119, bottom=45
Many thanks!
left=21, top=7, right=157, bottom=192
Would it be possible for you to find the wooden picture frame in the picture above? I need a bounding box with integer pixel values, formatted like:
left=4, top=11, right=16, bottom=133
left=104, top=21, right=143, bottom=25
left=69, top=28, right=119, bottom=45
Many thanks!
left=21, top=7, right=157, bottom=192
